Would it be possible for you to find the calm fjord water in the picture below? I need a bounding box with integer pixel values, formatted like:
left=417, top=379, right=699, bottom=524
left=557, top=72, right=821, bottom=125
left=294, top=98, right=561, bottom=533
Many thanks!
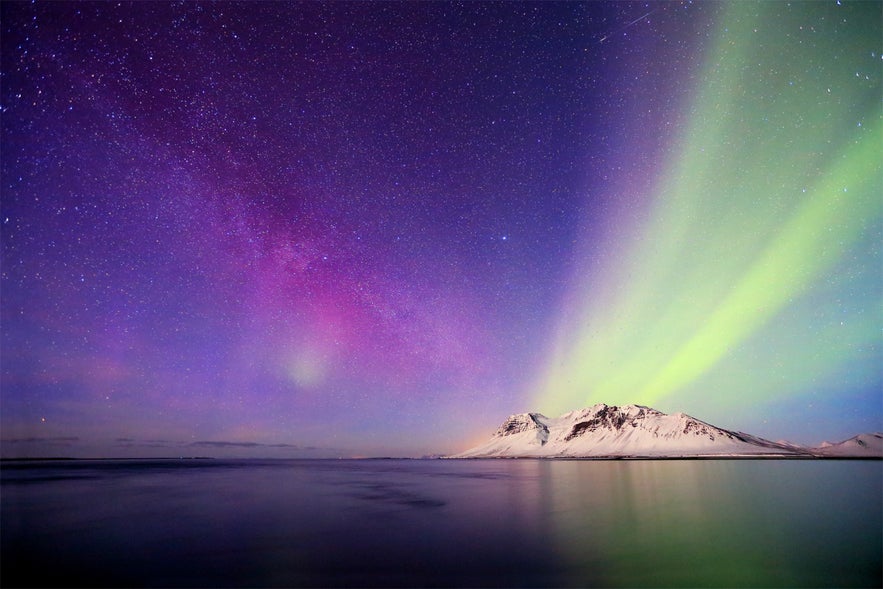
left=2, top=459, right=880, bottom=588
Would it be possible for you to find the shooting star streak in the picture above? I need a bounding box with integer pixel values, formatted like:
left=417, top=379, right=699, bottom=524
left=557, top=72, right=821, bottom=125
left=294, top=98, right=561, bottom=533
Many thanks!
left=597, top=9, right=657, bottom=44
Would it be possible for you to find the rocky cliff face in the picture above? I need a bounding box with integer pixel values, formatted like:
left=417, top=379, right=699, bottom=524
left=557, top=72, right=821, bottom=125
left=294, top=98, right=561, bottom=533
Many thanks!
left=493, top=413, right=549, bottom=445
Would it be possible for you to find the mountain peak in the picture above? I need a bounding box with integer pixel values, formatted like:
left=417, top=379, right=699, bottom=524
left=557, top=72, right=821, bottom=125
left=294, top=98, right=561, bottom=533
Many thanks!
left=493, top=413, right=550, bottom=446
left=811, top=432, right=883, bottom=457
left=450, top=404, right=881, bottom=459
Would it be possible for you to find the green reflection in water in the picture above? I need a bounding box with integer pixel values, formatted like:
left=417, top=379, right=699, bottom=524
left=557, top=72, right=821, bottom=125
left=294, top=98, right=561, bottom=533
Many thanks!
left=535, top=460, right=881, bottom=588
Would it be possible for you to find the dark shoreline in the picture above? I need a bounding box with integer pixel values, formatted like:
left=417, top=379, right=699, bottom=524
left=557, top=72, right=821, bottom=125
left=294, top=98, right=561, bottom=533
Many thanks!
left=2, top=455, right=881, bottom=463
left=0, top=456, right=214, bottom=463
left=446, top=454, right=883, bottom=461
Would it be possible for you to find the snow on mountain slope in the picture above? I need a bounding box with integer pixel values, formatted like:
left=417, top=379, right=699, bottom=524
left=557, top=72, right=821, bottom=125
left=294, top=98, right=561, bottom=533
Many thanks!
left=451, top=404, right=805, bottom=458
left=811, top=433, right=883, bottom=457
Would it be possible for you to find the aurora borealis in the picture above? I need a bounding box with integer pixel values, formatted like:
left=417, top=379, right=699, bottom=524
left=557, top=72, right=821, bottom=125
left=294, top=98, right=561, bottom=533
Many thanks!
left=2, top=1, right=881, bottom=458
left=534, top=2, right=882, bottom=425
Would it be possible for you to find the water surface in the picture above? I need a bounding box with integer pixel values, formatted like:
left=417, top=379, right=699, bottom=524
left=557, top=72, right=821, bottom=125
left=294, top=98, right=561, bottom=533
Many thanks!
left=2, top=459, right=880, bottom=587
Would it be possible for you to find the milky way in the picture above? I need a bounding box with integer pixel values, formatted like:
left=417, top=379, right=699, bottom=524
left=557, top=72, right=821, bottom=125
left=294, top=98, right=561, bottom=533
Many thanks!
left=2, top=2, right=880, bottom=457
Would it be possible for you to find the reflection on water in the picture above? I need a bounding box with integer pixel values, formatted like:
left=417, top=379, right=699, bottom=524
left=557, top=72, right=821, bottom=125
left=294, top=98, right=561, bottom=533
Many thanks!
left=2, top=459, right=880, bottom=587
left=542, top=460, right=883, bottom=587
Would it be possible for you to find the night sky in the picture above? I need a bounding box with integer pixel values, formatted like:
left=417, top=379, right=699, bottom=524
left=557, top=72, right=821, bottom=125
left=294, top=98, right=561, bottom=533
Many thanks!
left=2, top=1, right=880, bottom=458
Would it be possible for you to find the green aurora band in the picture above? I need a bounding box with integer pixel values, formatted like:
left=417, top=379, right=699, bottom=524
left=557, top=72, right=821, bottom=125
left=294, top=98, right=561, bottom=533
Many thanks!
left=533, top=2, right=882, bottom=419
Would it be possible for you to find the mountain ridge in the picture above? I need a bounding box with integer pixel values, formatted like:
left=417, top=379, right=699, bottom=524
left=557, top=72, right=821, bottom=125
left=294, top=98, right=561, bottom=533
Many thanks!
left=450, top=404, right=881, bottom=458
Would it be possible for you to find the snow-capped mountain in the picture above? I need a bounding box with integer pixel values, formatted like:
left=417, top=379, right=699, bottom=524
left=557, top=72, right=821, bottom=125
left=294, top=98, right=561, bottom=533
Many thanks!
left=811, top=433, right=883, bottom=457
left=450, top=404, right=839, bottom=458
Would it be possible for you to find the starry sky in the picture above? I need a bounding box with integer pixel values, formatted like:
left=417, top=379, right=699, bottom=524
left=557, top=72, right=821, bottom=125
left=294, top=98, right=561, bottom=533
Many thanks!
left=2, top=1, right=880, bottom=458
